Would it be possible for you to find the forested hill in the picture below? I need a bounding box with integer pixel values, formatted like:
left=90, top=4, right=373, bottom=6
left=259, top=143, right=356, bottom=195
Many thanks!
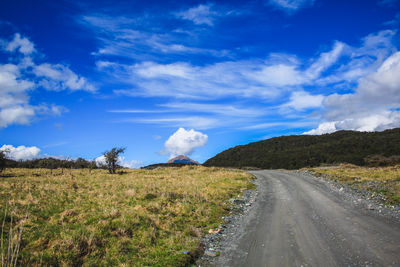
left=203, top=128, right=400, bottom=169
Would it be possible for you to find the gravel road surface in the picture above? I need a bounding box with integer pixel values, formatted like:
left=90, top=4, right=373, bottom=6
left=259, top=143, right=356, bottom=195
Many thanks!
left=212, top=170, right=400, bottom=267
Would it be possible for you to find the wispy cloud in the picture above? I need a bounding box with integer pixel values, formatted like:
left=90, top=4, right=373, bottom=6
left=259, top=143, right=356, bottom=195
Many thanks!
left=159, top=102, right=266, bottom=117
left=174, top=3, right=243, bottom=26
left=108, top=109, right=171, bottom=113
left=42, top=141, right=69, bottom=148
left=242, top=120, right=316, bottom=130
left=378, top=0, right=399, bottom=7
left=108, top=102, right=270, bottom=130
left=100, top=30, right=396, bottom=103
left=80, top=14, right=229, bottom=60
left=5, top=33, right=36, bottom=55
left=383, top=13, right=400, bottom=27
left=109, top=103, right=265, bottom=117
left=268, top=0, right=315, bottom=13
left=175, top=4, right=217, bottom=26
left=120, top=116, right=219, bottom=130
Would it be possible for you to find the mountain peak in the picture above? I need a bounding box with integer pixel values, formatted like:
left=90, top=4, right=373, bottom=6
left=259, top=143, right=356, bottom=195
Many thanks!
left=167, top=155, right=199, bottom=165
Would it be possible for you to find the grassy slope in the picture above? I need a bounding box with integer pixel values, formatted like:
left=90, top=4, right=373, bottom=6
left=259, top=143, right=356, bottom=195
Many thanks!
left=0, top=167, right=254, bottom=266
left=308, top=165, right=400, bottom=205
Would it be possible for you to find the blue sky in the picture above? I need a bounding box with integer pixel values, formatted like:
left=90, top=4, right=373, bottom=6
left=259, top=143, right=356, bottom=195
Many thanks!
left=1, top=0, right=400, bottom=166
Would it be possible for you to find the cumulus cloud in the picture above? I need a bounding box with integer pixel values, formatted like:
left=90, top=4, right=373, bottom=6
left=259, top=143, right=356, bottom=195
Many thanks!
left=0, top=33, right=95, bottom=128
left=0, top=144, right=40, bottom=160
left=95, top=155, right=107, bottom=166
left=305, top=51, right=400, bottom=134
left=163, top=128, right=208, bottom=158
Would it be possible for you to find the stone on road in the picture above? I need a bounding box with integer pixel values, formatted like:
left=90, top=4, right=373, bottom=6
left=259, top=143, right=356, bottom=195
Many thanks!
left=215, top=170, right=400, bottom=267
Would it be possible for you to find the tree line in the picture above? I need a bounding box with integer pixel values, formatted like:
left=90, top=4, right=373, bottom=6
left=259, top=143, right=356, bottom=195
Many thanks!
left=0, top=147, right=126, bottom=174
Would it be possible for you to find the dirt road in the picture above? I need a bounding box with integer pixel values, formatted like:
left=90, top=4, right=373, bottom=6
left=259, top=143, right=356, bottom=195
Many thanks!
left=213, top=170, right=400, bottom=267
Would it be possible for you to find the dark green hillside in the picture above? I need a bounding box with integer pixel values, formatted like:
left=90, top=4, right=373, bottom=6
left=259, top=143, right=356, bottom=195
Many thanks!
left=204, top=128, right=400, bottom=169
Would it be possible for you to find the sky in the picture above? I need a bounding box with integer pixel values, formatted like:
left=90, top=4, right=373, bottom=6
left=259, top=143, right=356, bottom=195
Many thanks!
left=0, top=0, right=400, bottom=167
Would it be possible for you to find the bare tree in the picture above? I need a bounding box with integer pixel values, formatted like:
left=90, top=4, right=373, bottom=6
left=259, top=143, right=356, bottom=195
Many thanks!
left=103, top=147, right=126, bottom=174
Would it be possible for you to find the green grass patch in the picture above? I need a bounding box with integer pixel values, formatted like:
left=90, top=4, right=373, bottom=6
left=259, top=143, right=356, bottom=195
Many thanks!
left=0, top=166, right=254, bottom=266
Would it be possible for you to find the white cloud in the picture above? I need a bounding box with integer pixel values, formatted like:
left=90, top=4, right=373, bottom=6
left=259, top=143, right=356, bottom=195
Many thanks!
left=0, top=64, right=34, bottom=95
left=304, top=112, right=400, bottom=135
left=175, top=4, right=216, bottom=26
left=0, top=144, right=40, bottom=160
left=283, top=91, right=324, bottom=111
left=250, top=64, right=306, bottom=86
left=95, top=155, right=106, bottom=166
left=269, top=0, right=315, bottom=12
left=306, top=51, right=400, bottom=134
left=306, top=41, right=345, bottom=79
left=0, top=105, right=35, bottom=127
left=0, top=33, right=95, bottom=128
left=5, top=33, right=36, bottom=55
left=135, top=62, right=190, bottom=78
left=118, top=158, right=143, bottom=169
left=163, top=128, right=208, bottom=158
left=33, top=63, right=96, bottom=92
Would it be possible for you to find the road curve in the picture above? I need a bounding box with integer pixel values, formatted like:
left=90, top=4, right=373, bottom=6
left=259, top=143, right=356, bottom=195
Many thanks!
left=214, top=170, right=400, bottom=267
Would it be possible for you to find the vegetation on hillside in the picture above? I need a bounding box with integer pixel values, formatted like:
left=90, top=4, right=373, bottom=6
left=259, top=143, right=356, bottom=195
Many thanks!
left=308, top=165, right=400, bottom=205
left=204, top=128, right=400, bottom=169
left=0, top=167, right=254, bottom=266
left=0, top=147, right=127, bottom=174
left=2, top=157, right=98, bottom=170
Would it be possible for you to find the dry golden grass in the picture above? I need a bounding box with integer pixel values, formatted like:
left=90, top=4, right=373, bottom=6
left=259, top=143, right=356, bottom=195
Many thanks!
left=0, top=166, right=254, bottom=266
left=308, top=165, right=400, bottom=205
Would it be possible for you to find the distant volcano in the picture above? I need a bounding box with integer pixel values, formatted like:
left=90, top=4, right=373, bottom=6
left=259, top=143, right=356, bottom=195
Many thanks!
left=167, top=155, right=200, bottom=165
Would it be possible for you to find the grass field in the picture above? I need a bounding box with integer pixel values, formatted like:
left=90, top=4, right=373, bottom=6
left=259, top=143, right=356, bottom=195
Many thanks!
left=0, top=166, right=254, bottom=266
left=308, top=165, right=400, bottom=205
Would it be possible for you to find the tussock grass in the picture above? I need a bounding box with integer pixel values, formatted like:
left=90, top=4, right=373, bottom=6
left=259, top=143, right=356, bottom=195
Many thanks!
left=309, top=165, right=400, bottom=205
left=0, top=166, right=254, bottom=266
